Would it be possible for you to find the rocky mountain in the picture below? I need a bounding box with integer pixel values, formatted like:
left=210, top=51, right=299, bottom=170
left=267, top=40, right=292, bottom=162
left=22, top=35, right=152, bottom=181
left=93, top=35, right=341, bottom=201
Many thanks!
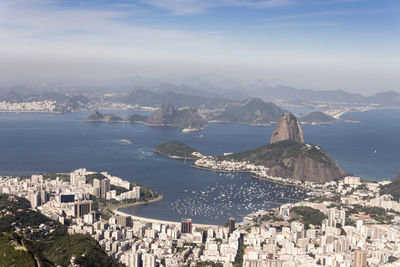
left=209, top=98, right=286, bottom=126
left=85, top=111, right=124, bottom=122
left=146, top=104, right=208, bottom=131
left=270, top=113, right=304, bottom=144
left=222, top=140, right=346, bottom=183
left=221, top=113, right=346, bottom=183
left=365, top=91, right=400, bottom=106
left=300, top=111, right=338, bottom=125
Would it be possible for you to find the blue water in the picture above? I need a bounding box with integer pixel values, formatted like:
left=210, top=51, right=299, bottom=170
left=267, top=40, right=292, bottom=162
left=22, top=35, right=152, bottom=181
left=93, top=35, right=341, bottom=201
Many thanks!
left=0, top=109, right=399, bottom=224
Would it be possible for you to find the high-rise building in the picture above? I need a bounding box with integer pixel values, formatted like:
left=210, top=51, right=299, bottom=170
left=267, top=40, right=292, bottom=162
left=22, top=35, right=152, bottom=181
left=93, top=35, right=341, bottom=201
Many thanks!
left=181, top=218, right=192, bottom=234
left=40, top=191, right=50, bottom=205
left=127, top=251, right=142, bottom=267
left=117, top=215, right=133, bottom=228
left=29, top=192, right=41, bottom=208
left=74, top=200, right=92, bottom=218
left=228, top=217, right=236, bottom=234
left=60, top=194, right=75, bottom=203
left=354, top=250, right=367, bottom=267
left=142, top=253, right=156, bottom=267
left=101, top=179, right=110, bottom=199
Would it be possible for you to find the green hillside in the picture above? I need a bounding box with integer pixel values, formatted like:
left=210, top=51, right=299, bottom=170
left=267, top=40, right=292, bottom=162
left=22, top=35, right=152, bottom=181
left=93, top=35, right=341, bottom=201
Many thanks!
left=0, top=194, right=122, bottom=267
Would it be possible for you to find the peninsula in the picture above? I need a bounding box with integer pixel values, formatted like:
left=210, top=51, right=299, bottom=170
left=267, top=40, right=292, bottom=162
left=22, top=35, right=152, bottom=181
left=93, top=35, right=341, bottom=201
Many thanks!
left=155, top=113, right=346, bottom=183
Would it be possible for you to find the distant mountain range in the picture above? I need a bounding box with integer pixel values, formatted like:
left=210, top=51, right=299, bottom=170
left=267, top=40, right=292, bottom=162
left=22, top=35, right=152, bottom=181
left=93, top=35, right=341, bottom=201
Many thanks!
left=108, top=80, right=400, bottom=107
left=1, top=77, right=399, bottom=113
left=246, top=81, right=400, bottom=106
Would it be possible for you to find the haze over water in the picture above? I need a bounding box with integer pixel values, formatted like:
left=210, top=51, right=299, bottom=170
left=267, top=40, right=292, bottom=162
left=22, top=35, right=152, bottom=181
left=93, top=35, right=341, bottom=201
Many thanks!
left=0, top=109, right=399, bottom=224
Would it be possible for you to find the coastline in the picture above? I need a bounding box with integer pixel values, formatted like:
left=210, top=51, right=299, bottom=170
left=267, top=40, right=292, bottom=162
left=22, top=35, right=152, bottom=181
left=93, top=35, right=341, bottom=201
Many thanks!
left=192, top=163, right=315, bottom=191
left=110, top=195, right=164, bottom=210
left=153, top=151, right=198, bottom=160
left=332, top=106, right=400, bottom=119
left=114, top=209, right=220, bottom=229
left=113, top=195, right=220, bottom=228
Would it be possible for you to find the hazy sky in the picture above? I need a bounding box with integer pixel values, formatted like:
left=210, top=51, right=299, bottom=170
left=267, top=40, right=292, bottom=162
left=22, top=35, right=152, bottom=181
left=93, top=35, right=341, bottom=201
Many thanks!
left=0, top=0, right=399, bottom=94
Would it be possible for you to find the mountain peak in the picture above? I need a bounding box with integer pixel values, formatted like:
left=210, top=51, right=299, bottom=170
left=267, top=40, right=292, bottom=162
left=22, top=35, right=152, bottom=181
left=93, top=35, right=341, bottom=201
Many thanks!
left=270, top=113, right=304, bottom=144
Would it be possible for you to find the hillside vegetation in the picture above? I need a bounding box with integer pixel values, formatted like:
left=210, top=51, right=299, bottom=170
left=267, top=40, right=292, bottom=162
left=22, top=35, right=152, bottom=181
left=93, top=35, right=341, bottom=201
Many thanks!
left=0, top=194, right=122, bottom=267
left=300, top=111, right=338, bottom=124
left=154, top=141, right=199, bottom=159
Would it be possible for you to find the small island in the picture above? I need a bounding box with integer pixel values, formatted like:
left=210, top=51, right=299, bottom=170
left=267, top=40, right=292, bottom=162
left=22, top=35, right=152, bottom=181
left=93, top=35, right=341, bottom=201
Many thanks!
left=153, top=141, right=199, bottom=159
left=85, top=110, right=124, bottom=122
left=85, top=105, right=207, bottom=132
left=146, top=104, right=208, bottom=132
left=300, top=111, right=338, bottom=125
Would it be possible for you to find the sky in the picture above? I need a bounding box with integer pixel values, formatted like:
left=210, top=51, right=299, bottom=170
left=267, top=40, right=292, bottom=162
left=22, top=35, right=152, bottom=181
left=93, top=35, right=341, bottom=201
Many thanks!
left=0, top=0, right=399, bottom=94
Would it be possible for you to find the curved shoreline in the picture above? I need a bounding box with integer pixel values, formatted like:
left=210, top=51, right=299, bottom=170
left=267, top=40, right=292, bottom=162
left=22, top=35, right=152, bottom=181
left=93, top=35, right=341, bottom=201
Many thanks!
left=113, top=195, right=220, bottom=229
left=110, top=195, right=164, bottom=211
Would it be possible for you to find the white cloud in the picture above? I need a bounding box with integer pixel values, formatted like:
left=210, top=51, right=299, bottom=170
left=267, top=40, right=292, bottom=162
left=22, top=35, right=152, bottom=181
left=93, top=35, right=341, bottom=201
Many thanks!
left=136, top=0, right=293, bottom=15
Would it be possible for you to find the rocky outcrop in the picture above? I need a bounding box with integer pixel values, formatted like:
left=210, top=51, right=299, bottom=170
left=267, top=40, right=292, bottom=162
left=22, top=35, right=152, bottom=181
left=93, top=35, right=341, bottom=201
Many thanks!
left=146, top=104, right=176, bottom=125
left=146, top=104, right=207, bottom=131
left=85, top=111, right=123, bottom=122
left=221, top=113, right=345, bottom=183
left=222, top=140, right=346, bottom=183
left=270, top=113, right=304, bottom=144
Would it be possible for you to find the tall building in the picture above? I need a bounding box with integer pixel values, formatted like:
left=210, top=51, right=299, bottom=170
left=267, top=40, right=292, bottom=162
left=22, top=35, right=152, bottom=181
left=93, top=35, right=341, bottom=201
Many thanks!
left=60, top=194, right=75, bottom=203
left=127, top=251, right=142, bottom=267
left=101, top=179, right=110, bottom=199
left=40, top=191, right=50, bottom=205
left=354, top=250, right=367, bottom=267
left=142, top=253, right=156, bottom=267
left=74, top=200, right=92, bottom=218
left=181, top=218, right=192, bottom=234
left=29, top=192, right=41, bottom=208
left=117, top=215, right=133, bottom=228
left=92, top=179, right=101, bottom=198
left=228, top=217, right=236, bottom=234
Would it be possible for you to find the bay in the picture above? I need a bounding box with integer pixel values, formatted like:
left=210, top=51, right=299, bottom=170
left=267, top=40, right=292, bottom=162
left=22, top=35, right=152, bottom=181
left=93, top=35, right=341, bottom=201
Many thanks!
left=0, top=108, right=398, bottom=224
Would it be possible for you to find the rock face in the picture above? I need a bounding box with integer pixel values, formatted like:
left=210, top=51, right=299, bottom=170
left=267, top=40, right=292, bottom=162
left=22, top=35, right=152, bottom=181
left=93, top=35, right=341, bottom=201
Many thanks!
left=146, top=104, right=207, bottom=131
left=146, top=104, right=176, bottom=125
left=222, top=140, right=346, bottom=183
left=270, top=113, right=304, bottom=144
left=85, top=111, right=123, bottom=122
